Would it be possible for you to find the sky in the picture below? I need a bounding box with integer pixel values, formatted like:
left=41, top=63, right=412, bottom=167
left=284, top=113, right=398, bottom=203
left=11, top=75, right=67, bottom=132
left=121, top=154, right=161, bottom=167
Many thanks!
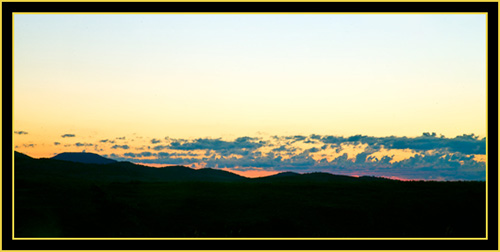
left=13, top=14, right=488, bottom=180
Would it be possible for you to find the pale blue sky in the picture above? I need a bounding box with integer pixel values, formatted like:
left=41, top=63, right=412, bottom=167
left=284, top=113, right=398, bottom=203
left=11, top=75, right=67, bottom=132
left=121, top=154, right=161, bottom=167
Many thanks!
left=14, top=14, right=487, bottom=144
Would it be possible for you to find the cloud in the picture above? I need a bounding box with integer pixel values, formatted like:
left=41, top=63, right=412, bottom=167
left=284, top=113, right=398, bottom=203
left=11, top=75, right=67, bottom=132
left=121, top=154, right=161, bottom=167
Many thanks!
left=272, top=146, right=288, bottom=152
left=310, top=134, right=322, bottom=140
left=112, top=144, right=486, bottom=181
left=307, top=147, right=320, bottom=153
left=168, top=137, right=266, bottom=151
left=99, top=139, right=115, bottom=143
left=384, top=134, right=486, bottom=155
left=153, top=145, right=169, bottom=151
left=124, top=151, right=154, bottom=158
left=116, top=137, right=126, bottom=140
left=315, top=133, right=486, bottom=155
left=54, top=142, right=61, bottom=145
left=61, top=134, right=76, bottom=138
left=100, top=132, right=486, bottom=181
left=22, top=144, right=36, bottom=148
left=75, top=142, right=93, bottom=147
left=14, top=131, right=28, bottom=135
left=111, top=144, right=130, bottom=150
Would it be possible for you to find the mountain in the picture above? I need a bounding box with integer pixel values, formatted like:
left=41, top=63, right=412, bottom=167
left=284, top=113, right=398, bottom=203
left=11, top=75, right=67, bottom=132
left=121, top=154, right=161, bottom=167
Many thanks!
left=15, top=151, right=34, bottom=160
left=51, top=152, right=118, bottom=164
left=267, top=171, right=301, bottom=178
left=254, top=171, right=361, bottom=183
left=13, top=151, right=486, bottom=238
left=15, top=152, right=247, bottom=183
left=14, top=151, right=385, bottom=183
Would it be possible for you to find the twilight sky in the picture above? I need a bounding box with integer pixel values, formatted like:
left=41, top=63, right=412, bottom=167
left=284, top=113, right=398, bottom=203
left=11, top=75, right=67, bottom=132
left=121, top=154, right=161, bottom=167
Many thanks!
left=13, top=14, right=487, bottom=180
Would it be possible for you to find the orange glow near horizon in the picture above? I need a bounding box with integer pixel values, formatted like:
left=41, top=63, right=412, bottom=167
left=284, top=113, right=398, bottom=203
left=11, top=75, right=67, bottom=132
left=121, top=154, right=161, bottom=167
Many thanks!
left=133, top=162, right=281, bottom=178
left=220, top=168, right=281, bottom=178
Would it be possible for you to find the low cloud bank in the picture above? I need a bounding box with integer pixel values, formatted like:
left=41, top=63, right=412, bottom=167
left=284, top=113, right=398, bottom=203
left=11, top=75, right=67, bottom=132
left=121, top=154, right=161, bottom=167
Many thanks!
left=102, top=133, right=486, bottom=181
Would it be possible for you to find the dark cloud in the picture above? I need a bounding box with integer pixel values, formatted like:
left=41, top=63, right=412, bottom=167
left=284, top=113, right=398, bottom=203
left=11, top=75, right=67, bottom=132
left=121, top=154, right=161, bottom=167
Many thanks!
left=141, top=151, right=153, bottom=157
left=124, top=152, right=137, bottom=158
left=315, top=133, right=486, bottom=155
left=116, top=137, right=126, bottom=140
left=307, top=147, right=320, bottom=153
left=168, top=137, right=265, bottom=151
left=304, top=139, right=317, bottom=144
left=355, top=152, right=371, bottom=164
left=124, top=151, right=155, bottom=158
left=310, top=134, right=321, bottom=140
left=22, top=144, right=36, bottom=148
left=54, top=142, right=61, bottom=145
left=151, top=138, right=161, bottom=144
left=153, top=145, right=169, bottom=151
left=292, top=135, right=306, bottom=142
left=272, top=146, right=288, bottom=152
left=14, top=131, right=28, bottom=135
left=61, top=134, right=76, bottom=138
left=104, top=133, right=486, bottom=181
left=320, top=135, right=345, bottom=144
left=113, top=144, right=486, bottom=180
left=383, top=133, right=486, bottom=155
left=75, top=142, right=93, bottom=147
left=99, top=139, right=115, bottom=144
left=111, top=145, right=130, bottom=150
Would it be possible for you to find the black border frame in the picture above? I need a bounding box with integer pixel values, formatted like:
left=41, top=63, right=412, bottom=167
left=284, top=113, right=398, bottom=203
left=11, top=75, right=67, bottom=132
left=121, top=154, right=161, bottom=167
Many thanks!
left=2, top=1, right=498, bottom=250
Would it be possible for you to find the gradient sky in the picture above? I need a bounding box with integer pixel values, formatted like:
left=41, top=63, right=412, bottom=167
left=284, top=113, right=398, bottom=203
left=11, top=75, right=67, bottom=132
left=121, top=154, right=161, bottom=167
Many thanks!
left=13, top=14, right=488, bottom=180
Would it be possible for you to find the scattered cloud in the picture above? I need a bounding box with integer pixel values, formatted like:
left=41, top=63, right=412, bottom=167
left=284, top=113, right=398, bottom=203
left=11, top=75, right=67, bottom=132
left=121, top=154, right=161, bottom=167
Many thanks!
left=168, top=137, right=265, bottom=151
left=75, top=142, right=93, bottom=147
left=61, top=134, right=75, bottom=138
left=41, top=132, right=486, bottom=180
left=111, top=144, right=130, bottom=150
left=124, top=151, right=154, bottom=158
left=99, top=139, right=115, bottom=144
left=14, top=131, right=28, bottom=135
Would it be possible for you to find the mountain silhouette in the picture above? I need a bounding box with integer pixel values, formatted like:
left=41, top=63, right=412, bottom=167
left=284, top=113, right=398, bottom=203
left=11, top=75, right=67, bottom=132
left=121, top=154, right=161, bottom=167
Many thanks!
left=15, top=151, right=247, bottom=183
left=13, top=151, right=486, bottom=238
left=15, top=151, right=387, bottom=183
left=51, top=152, right=118, bottom=164
left=254, top=171, right=361, bottom=183
left=15, top=151, right=34, bottom=160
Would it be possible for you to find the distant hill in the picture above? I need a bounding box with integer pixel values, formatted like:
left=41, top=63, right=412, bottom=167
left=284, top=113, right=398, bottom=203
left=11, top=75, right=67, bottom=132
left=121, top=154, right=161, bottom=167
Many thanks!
left=51, top=152, right=118, bottom=164
left=267, top=171, right=301, bottom=178
left=14, top=151, right=34, bottom=160
left=255, top=171, right=360, bottom=183
left=14, top=151, right=389, bottom=183
left=15, top=152, right=247, bottom=183
left=13, top=151, right=486, bottom=238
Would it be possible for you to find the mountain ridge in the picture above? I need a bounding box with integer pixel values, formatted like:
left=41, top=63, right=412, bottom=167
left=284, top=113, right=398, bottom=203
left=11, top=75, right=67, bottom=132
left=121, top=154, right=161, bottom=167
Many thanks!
left=52, top=152, right=118, bottom=164
left=15, top=151, right=390, bottom=182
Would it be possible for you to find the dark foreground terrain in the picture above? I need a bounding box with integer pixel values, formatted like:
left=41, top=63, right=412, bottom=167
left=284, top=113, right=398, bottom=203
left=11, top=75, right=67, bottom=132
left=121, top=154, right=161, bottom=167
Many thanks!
left=14, top=152, right=486, bottom=238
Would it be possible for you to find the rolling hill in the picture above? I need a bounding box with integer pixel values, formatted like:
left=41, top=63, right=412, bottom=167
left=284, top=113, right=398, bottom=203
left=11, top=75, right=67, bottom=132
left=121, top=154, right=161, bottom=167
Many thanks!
left=51, top=152, right=118, bottom=164
left=13, top=151, right=486, bottom=238
left=15, top=151, right=248, bottom=183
